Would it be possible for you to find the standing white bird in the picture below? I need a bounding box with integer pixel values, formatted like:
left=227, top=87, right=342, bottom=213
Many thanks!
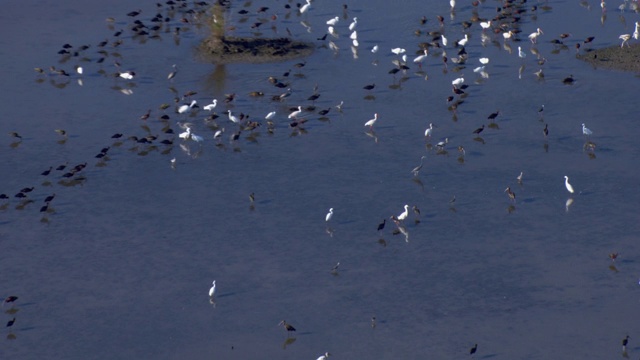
left=209, top=280, right=216, bottom=297
left=227, top=110, right=240, bottom=123
left=391, top=47, right=406, bottom=55
left=317, top=352, right=331, bottom=360
left=203, top=99, right=218, bottom=111
left=350, top=31, right=358, bottom=40
left=326, top=16, right=339, bottom=26
left=265, top=111, right=276, bottom=120
left=441, top=35, right=448, bottom=47
left=564, top=176, right=575, bottom=194
left=619, top=34, right=631, bottom=47
left=458, top=34, right=469, bottom=47
left=424, top=123, right=434, bottom=137
left=167, top=64, right=178, bottom=80
left=325, top=208, right=334, bottom=222
left=633, top=21, right=639, bottom=40
left=299, top=0, right=311, bottom=14
left=364, top=113, right=378, bottom=129
left=450, top=0, right=456, bottom=10
left=411, top=156, right=427, bottom=177
left=528, top=28, right=543, bottom=43
left=371, top=45, right=379, bottom=53
left=178, top=100, right=197, bottom=114
left=349, top=17, right=358, bottom=31
left=479, top=57, right=489, bottom=64
left=503, top=30, right=514, bottom=40
left=582, top=123, right=593, bottom=136
left=452, top=76, right=464, bottom=86
left=413, top=49, right=429, bottom=67
left=214, top=128, right=224, bottom=139
left=480, top=20, right=491, bottom=30
left=288, top=106, right=303, bottom=119
left=397, top=205, right=409, bottom=221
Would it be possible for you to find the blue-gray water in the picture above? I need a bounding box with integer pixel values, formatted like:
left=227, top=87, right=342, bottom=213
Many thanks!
left=2, top=0, right=640, bottom=359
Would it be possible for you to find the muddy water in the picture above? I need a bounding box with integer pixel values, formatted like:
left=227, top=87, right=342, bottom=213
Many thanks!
left=2, top=0, right=640, bottom=359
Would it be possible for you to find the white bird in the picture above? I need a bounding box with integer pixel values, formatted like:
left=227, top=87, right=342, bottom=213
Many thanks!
left=328, top=26, right=337, bottom=37
left=450, top=0, right=456, bottom=10
left=209, top=280, right=216, bottom=297
left=458, top=34, right=469, bottom=47
left=179, top=127, right=192, bottom=140
left=480, top=20, right=491, bottom=30
left=288, top=106, right=303, bottom=119
left=479, top=57, right=489, bottom=64
left=391, top=47, right=406, bottom=55
left=350, top=31, right=358, bottom=40
left=564, top=176, right=575, bottom=194
left=371, top=45, right=379, bottom=53
left=299, top=0, right=311, bottom=14
left=75, top=65, right=83, bottom=75
left=190, top=132, right=204, bottom=142
left=326, top=16, right=339, bottom=26
left=528, top=28, right=543, bottom=43
left=411, top=156, right=427, bottom=176
left=424, top=123, right=434, bottom=137
left=214, top=128, right=224, bottom=139
left=349, top=17, right=358, bottom=31
left=325, top=208, right=334, bottom=222
left=518, top=46, right=526, bottom=58
left=265, top=111, right=276, bottom=120
left=452, top=76, right=464, bottom=86
left=441, top=35, right=448, bottom=47
left=503, top=30, right=514, bottom=40
left=203, top=99, right=218, bottom=111
left=317, top=352, right=331, bottom=360
left=633, top=21, right=639, bottom=40
left=413, top=49, right=429, bottom=66
left=619, top=34, right=631, bottom=47
left=178, top=100, right=197, bottom=114
left=397, top=205, right=409, bottom=221
left=227, top=110, right=240, bottom=123
left=119, top=71, right=135, bottom=80
left=582, top=123, right=593, bottom=136
left=364, top=113, right=378, bottom=129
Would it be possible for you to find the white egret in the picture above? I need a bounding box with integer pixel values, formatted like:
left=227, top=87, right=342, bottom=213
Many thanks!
left=391, top=47, right=406, bottom=55
left=619, top=34, right=631, bottom=47
left=424, top=123, right=434, bottom=137
left=350, top=31, right=358, bottom=40
left=413, top=49, right=429, bottom=67
left=479, top=57, right=489, bottom=64
left=203, top=99, right=218, bottom=111
left=328, top=26, right=337, bottom=37
left=209, top=280, right=216, bottom=297
left=397, top=205, right=409, bottom=221
left=582, top=123, right=592, bottom=136
left=633, top=21, right=639, bottom=40
left=528, top=28, right=543, bottom=43
left=265, top=111, right=276, bottom=120
left=517, top=171, right=524, bottom=183
left=179, top=127, right=192, bottom=139
left=178, top=100, right=197, bottom=114
left=371, top=45, right=379, bottom=53
left=325, top=208, right=334, bottom=222
left=441, top=35, right=448, bottom=46
left=349, top=17, right=358, bottom=31
left=214, top=128, right=224, bottom=139
left=450, top=0, right=456, bottom=10
left=480, top=20, right=491, bottom=30
left=317, top=352, right=331, bottom=360
left=452, top=76, right=464, bottom=86
left=364, top=113, right=378, bottom=129
left=564, top=175, right=575, bottom=194
left=300, top=0, right=311, bottom=14
left=227, top=110, right=240, bottom=123
left=75, top=65, right=83, bottom=75
left=190, top=132, right=204, bottom=142
left=288, top=106, right=303, bottom=119
left=458, top=34, right=469, bottom=47
left=326, top=16, right=339, bottom=26
left=119, top=71, right=135, bottom=80
left=411, top=156, right=427, bottom=177
left=503, top=30, right=514, bottom=40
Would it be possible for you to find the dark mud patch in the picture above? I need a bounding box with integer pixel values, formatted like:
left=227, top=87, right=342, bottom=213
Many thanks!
left=577, top=43, right=640, bottom=72
left=198, top=37, right=314, bottom=64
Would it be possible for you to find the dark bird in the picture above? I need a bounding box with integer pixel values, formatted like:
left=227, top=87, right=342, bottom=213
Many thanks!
left=127, top=9, right=142, bottom=17
left=56, top=163, right=68, bottom=171
left=20, top=187, right=34, bottom=193
left=6, top=318, right=15, bottom=328
left=622, top=335, right=630, bottom=351
left=363, top=83, right=376, bottom=90
left=487, top=110, right=500, bottom=120
left=543, top=124, right=548, bottom=137
left=111, top=133, right=123, bottom=139
left=44, top=194, right=56, bottom=203
left=473, top=125, right=485, bottom=135
left=40, top=204, right=49, bottom=212
left=41, top=167, right=53, bottom=176
left=609, top=252, right=618, bottom=261
left=0, top=194, right=8, bottom=199
left=279, top=320, right=296, bottom=334
left=9, top=132, right=22, bottom=139
left=140, top=109, right=151, bottom=120
left=504, top=187, right=516, bottom=203
left=562, top=75, right=575, bottom=84
left=3, top=296, right=18, bottom=304
left=377, top=219, right=386, bottom=232
left=470, top=344, right=478, bottom=355
left=584, top=36, right=595, bottom=43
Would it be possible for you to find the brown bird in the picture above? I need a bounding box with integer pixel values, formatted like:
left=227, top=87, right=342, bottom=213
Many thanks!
left=504, top=187, right=516, bottom=203
left=473, top=125, right=484, bottom=135
left=279, top=320, right=296, bottom=335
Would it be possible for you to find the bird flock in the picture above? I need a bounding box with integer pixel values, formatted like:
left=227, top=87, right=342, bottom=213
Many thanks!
left=3, top=0, right=638, bottom=357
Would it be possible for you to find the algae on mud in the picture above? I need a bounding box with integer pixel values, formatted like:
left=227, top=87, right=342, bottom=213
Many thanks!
left=577, top=44, right=640, bottom=72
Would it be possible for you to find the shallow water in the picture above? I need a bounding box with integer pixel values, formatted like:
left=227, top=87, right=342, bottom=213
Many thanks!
left=2, top=0, right=640, bottom=359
